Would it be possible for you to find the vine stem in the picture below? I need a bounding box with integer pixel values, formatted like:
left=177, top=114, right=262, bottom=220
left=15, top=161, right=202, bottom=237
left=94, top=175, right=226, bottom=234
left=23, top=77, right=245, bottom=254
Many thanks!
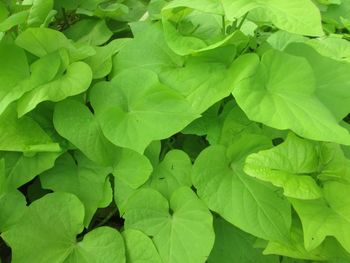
left=237, top=12, right=249, bottom=30
left=94, top=207, right=119, bottom=228
left=222, top=15, right=226, bottom=35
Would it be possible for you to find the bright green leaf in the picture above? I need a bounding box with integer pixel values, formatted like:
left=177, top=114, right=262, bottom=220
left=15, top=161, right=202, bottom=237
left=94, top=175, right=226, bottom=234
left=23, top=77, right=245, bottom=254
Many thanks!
left=233, top=49, right=350, bottom=145
left=221, top=0, right=324, bottom=36
left=40, top=152, right=112, bottom=226
left=123, top=187, right=215, bottom=263
left=208, top=216, right=279, bottom=263
left=291, top=181, right=350, bottom=253
left=192, top=134, right=292, bottom=242
left=90, top=68, right=198, bottom=153
left=1, top=192, right=125, bottom=263
left=122, top=229, right=162, bottom=263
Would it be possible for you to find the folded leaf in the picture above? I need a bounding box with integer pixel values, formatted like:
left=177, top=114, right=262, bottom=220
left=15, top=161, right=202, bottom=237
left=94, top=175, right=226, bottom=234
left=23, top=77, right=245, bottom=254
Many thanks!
left=221, top=0, right=323, bottom=36
left=17, top=61, right=92, bottom=116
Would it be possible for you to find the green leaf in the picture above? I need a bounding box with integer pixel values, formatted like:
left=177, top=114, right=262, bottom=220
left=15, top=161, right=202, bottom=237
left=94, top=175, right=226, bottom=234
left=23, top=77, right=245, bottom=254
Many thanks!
left=0, top=190, right=26, bottom=232
left=90, top=68, right=198, bottom=153
left=27, top=0, right=53, bottom=27
left=265, top=221, right=350, bottom=261
left=291, top=181, right=350, bottom=253
left=221, top=0, right=324, bottom=36
left=161, top=1, right=234, bottom=55
left=123, top=187, right=214, bottom=263
left=159, top=50, right=259, bottom=114
left=244, top=133, right=322, bottom=200
left=147, top=150, right=192, bottom=199
left=122, top=229, right=162, bottom=263
left=0, top=105, right=60, bottom=152
left=53, top=99, right=153, bottom=188
left=208, top=216, right=279, bottom=263
left=0, top=151, right=61, bottom=190
left=113, top=22, right=184, bottom=74
left=0, top=10, right=29, bottom=32
left=0, top=49, right=66, bottom=116
left=40, top=152, right=112, bottom=226
left=192, top=134, right=292, bottom=242
left=16, top=60, right=92, bottom=117
left=233, top=49, right=350, bottom=145
left=64, top=227, right=125, bottom=263
left=64, top=18, right=113, bottom=46
left=15, top=28, right=95, bottom=60
left=114, top=22, right=259, bottom=114
left=84, top=38, right=131, bottom=79
left=306, top=37, right=350, bottom=62
left=285, top=43, right=350, bottom=121
left=0, top=42, right=29, bottom=115
left=1, top=192, right=125, bottom=263
left=0, top=159, right=27, bottom=232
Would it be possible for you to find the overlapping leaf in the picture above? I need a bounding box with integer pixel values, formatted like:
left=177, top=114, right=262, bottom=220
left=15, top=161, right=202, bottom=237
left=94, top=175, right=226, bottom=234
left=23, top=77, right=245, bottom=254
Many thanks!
left=233, top=47, right=350, bottom=145
left=221, top=0, right=323, bottom=36
left=123, top=187, right=215, bottom=263
left=90, top=68, right=198, bottom=153
left=1, top=192, right=125, bottom=263
left=40, top=153, right=112, bottom=226
left=192, top=134, right=291, bottom=242
left=53, top=99, right=153, bottom=188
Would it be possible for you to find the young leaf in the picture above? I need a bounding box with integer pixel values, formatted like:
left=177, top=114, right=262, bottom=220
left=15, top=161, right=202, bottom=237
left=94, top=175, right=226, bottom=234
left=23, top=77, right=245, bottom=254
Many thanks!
left=244, top=133, right=323, bottom=200
left=291, top=181, right=350, bottom=253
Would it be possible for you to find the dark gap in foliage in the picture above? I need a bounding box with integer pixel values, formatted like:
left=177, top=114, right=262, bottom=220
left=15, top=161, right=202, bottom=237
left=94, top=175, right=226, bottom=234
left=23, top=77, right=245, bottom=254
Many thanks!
left=88, top=203, right=124, bottom=232
left=343, top=113, right=350, bottom=124
left=86, top=101, right=94, bottom=114
left=18, top=176, right=53, bottom=205
left=173, top=134, right=209, bottom=162
left=26, top=178, right=52, bottom=203
left=272, top=137, right=284, bottom=146
left=0, top=236, right=11, bottom=263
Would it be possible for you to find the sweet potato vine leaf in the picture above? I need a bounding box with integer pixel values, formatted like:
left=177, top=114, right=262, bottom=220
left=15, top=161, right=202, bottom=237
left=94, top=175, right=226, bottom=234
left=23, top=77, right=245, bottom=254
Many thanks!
left=123, top=187, right=214, bottom=263
left=233, top=47, right=350, bottom=145
left=90, top=68, right=199, bottom=153
left=245, top=133, right=350, bottom=200
left=1, top=192, right=125, bottom=263
left=192, top=134, right=291, bottom=242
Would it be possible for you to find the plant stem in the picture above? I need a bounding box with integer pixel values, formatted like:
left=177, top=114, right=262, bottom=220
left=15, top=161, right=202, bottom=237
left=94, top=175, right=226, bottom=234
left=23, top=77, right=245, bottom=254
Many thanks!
left=222, top=15, right=226, bottom=35
left=61, top=8, right=69, bottom=28
left=237, top=12, right=249, bottom=30
left=95, top=207, right=118, bottom=228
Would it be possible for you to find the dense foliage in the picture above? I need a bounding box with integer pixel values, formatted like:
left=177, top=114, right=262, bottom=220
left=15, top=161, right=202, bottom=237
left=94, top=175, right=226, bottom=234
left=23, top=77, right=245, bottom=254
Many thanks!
left=1, top=0, right=350, bottom=262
